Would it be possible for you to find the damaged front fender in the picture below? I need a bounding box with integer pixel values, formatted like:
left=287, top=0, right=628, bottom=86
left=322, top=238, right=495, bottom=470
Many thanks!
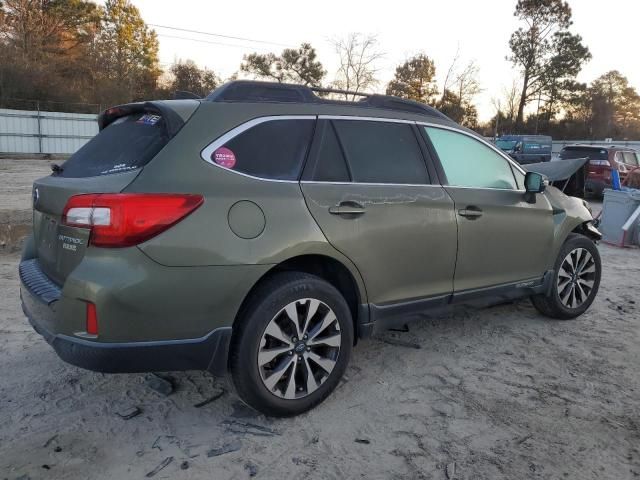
left=543, top=186, right=601, bottom=261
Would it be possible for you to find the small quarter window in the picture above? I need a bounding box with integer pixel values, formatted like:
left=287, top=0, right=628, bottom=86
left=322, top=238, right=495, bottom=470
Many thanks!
left=211, top=119, right=315, bottom=180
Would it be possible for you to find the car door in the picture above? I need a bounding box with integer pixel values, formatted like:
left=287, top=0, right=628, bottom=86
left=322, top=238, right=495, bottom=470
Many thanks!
left=422, top=125, right=554, bottom=295
left=300, top=118, right=457, bottom=307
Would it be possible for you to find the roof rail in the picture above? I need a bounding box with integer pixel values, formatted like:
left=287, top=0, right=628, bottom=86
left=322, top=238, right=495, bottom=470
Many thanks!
left=205, top=81, right=453, bottom=121
left=309, top=86, right=370, bottom=98
left=173, top=90, right=201, bottom=100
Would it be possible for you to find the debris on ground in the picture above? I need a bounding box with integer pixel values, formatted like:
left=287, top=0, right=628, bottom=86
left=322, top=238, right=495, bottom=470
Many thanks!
left=377, top=336, right=422, bottom=349
left=222, top=420, right=279, bottom=437
left=244, top=461, right=258, bottom=477
left=193, top=389, right=225, bottom=408
left=230, top=401, right=260, bottom=418
left=116, top=405, right=142, bottom=420
left=42, top=435, right=58, bottom=448
left=517, top=434, right=533, bottom=445
left=389, top=324, right=410, bottom=333
left=206, top=439, right=242, bottom=458
left=445, top=462, right=456, bottom=479
left=145, top=457, right=173, bottom=478
left=145, top=374, right=174, bottom=396
left=354, top=438, right=370, bottom=445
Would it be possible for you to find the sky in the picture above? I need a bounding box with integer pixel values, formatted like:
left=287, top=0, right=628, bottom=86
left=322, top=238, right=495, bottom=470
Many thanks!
left=129, top=0, right=640, bottom=121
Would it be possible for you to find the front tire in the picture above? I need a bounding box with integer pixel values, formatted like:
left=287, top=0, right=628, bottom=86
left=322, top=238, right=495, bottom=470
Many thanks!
left=531, top=234, right=601, bottom=319
left=229, top=272, right=353, bottom=417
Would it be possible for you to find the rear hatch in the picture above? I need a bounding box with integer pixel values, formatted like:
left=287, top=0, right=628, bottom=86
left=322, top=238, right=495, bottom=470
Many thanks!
left=31, top=101, right=196, bottom=285
left=559, top=146, right=611, bottom=183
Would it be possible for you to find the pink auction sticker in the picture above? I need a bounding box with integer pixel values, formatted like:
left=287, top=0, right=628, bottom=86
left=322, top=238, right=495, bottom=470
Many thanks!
left=212, top=147, right=237, bottom=168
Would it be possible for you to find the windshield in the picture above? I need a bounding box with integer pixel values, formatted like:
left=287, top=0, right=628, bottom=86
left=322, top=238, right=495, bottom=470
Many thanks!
left=496, top=140, right=517, bottom=151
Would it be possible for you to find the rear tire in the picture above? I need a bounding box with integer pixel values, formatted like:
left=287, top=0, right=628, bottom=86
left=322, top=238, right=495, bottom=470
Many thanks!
left=229, top=272, right=353, bottom=417
left=531, top=234, right=601, bottom=319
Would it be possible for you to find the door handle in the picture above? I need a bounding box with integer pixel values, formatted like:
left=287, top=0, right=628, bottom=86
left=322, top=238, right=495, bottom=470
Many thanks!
left=458, top=206, right=483, bottom=219
left=329, top=201, right=366, bottom=216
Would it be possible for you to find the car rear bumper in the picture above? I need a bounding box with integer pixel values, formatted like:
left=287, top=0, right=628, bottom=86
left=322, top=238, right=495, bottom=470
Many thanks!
left=20, top=257, right=233, bottom=376
left=585, top=178, right=609, bottom=196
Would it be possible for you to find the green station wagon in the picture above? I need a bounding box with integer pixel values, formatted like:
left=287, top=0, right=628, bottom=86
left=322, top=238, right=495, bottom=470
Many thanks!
left=20, top=81, right=602, bottom=416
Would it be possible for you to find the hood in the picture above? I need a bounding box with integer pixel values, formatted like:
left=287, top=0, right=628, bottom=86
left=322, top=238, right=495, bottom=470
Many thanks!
left=523, top=158, right=589, bottom=182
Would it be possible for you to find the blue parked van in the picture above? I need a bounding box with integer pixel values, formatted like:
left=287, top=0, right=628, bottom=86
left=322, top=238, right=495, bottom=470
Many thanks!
left=495, top=135, right=552, bottom=164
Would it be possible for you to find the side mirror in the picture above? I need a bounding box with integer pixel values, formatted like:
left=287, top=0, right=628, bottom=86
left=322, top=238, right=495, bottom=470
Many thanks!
left=524, top=171, right=547, bottom=193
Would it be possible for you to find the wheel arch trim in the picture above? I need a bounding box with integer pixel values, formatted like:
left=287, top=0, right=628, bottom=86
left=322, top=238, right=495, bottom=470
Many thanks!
left=232, top=252, right=370, bottom=345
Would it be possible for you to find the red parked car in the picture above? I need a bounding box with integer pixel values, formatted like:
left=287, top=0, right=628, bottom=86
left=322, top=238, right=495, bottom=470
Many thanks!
left=558, top=145, right=640, bottom=197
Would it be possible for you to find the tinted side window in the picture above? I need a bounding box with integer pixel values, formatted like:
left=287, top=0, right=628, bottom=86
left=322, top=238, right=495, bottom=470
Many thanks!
left=425, top=127, right=517, bottom=190
left=304, top=121, right=350, bottom=182
left=211, top=119, right=315, bottom=180
left=333, top=120, right=428, bottom=184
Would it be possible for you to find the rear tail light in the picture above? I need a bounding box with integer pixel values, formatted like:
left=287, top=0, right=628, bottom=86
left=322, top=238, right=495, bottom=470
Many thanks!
left=62, top=193, right=204, bottom=247
left=589, top=160, right=611, bottom=167
left=86, top=302, right=98, bottom=335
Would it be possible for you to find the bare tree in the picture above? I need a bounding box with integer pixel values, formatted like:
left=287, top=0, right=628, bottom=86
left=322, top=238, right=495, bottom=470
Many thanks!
left=330, top=33, right=383, bottom=100
left=454, top=60, right=482, bottom=104
left=491, top=81, right=520, bottom=135
left=490, top=97, right=502, bottom=137
left=440, top=45, right=460, bottom=105
left=503, top=81, right=520, bottom=127
left=438, top=53, right=482, bottom=127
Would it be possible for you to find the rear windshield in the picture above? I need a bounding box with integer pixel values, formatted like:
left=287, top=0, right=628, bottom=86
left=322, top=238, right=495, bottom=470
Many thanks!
left=559, top=147, right=608, bottom=161
left=58, top=113, right=168, bottom=178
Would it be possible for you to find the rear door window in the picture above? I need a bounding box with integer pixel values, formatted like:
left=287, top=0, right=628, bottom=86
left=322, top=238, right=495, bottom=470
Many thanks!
left=332, top=120, right=428, bottom=184
left=211, top=119, right=315, bottom=180
left=59, top=113, right=168, bottom=178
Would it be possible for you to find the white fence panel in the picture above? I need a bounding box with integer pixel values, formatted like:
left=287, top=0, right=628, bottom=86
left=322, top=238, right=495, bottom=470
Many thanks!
left=0, top=108, right=98, bottom=154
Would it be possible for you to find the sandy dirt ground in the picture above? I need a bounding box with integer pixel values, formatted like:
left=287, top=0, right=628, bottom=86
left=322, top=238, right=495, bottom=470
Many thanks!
left=0, top=160, right=638, bottom=479
left=0, top=160, right=53, bottom=252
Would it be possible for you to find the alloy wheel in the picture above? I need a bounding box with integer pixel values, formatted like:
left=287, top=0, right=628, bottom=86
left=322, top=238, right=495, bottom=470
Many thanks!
left=257, top=298, right=342, bottom=400
left=557, top=247, right=596, bottom=309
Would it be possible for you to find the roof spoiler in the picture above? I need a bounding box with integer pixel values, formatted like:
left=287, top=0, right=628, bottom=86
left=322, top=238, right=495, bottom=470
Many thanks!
left=98, top=101, right=186, bottom=138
